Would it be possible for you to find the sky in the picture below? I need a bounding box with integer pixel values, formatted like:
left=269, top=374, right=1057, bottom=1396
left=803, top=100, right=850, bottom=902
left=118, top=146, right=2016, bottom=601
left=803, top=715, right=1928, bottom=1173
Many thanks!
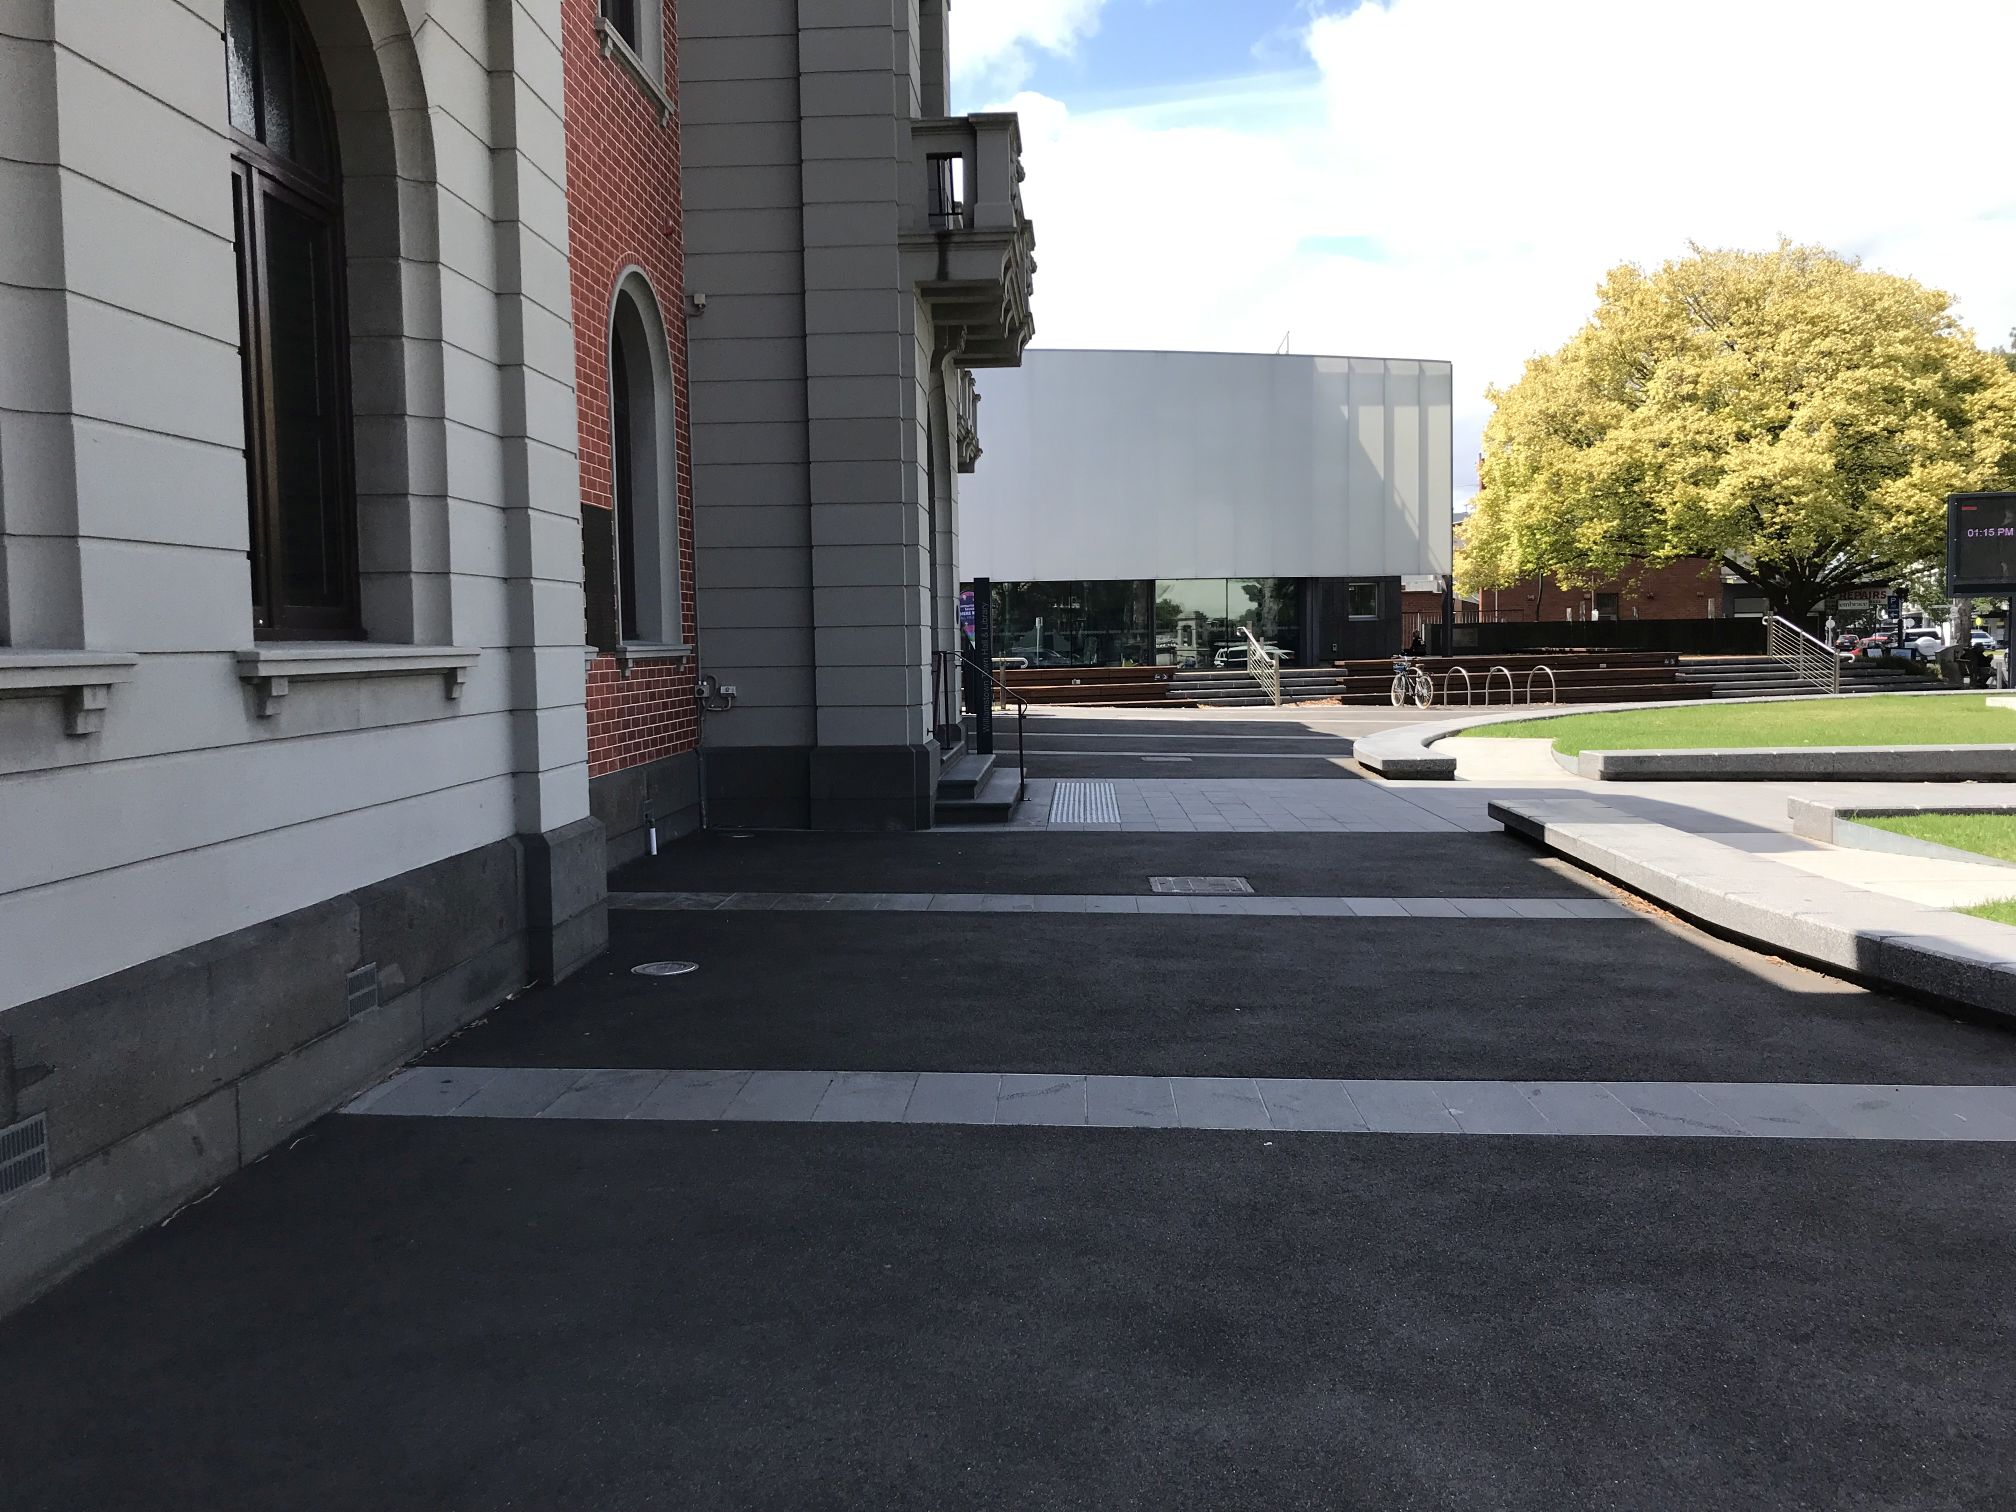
left=951, top=0, right=2016, bottom=505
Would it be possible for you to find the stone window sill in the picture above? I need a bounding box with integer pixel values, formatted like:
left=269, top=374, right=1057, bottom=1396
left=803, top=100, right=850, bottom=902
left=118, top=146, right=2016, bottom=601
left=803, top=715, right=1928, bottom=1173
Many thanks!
left=0, top=649, right=139, bottom=735
left=235, top=644, right=478, bottom=717
left=586, top=643, right=694, bottom=674
left=618, top=642, right=692, bottom=671
left=597, top=17, right=673, bottom=125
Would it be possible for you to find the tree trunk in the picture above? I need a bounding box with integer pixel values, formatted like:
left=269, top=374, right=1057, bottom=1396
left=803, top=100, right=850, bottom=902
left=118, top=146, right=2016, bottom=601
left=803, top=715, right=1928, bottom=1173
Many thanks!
left=1723, top=558, right=1832, bottom=630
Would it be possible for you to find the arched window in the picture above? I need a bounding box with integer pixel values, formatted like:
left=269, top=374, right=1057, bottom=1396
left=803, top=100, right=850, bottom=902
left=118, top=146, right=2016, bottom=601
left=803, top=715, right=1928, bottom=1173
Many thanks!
left=226, top=0, right=358, bottom=639
left=588, top=278, right=680, bottom=650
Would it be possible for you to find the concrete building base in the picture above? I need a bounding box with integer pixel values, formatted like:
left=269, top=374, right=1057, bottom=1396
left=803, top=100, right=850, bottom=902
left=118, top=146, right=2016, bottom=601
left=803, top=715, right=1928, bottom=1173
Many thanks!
left=810, top=745, right=935, bottom=832
left=591, top=752, right=701, bottom=870
left=0, top=827, right=609, bottom=1319
left=702, top=746, right=937, bottom=832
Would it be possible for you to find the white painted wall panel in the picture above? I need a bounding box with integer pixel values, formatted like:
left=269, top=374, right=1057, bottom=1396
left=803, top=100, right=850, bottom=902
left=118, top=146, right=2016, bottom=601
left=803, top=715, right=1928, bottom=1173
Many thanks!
left=0, top=0, right=593, bottom=1006
left=960, top=349, right=1453, bottom=581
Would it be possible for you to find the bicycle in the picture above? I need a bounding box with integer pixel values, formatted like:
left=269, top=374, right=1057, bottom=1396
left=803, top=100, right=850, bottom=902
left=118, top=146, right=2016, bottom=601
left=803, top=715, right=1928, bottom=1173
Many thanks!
left=1389, top=654, right=1434, bottom=709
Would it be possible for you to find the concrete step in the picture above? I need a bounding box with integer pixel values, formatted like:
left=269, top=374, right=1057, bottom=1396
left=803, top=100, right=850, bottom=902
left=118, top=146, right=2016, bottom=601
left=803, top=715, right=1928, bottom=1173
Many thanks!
left=935, top=751, right=996, bottom=801
left=934, top=766, right=1022, bottom=824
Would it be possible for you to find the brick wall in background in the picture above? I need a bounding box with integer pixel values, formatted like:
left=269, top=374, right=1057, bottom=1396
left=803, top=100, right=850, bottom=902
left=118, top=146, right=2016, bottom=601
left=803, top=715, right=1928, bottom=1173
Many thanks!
left=1474, top=558, right=1728, bottom=622
left=563, top=0, right=699, bottom=776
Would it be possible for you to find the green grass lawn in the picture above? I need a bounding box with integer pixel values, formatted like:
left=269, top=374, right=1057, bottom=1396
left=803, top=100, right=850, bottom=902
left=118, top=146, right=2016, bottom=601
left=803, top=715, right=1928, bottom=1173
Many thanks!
left=1468, top=694, right=2011, bottom=756
left=1856, top=811, right=2016, bottom=864
left=1964, top=899, right=2016, bottom=925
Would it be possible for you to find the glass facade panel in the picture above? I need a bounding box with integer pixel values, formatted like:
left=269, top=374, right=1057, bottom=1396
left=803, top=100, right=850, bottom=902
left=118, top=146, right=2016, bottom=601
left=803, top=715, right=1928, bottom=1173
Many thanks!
left=970, top=579, right=1316, bottom=668
left=968, top=576, right=1402, bottom=666
left=986, top=580, right=1154, bottom=667
left=1226, top=579, right=1302, bottom=666
left=1153, top=579, right=1228, bottom=668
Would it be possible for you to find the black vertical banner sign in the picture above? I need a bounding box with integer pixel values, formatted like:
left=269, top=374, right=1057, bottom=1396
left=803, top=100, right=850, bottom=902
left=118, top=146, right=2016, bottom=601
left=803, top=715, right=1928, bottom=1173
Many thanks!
left=972, top=575, right=993, bottom=755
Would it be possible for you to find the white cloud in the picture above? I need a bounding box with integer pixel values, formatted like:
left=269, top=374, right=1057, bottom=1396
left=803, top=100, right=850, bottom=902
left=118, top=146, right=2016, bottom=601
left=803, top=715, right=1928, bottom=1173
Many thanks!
left=951, top=0, right=1110, bottom=97
left=1003, top=0, right=2016, bottom=503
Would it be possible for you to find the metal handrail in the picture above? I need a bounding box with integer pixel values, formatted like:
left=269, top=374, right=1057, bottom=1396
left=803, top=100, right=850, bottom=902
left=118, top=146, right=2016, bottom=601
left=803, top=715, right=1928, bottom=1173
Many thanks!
left=929, top=646, right=963, bottom=750
left=1486, top=664, right=1515, bottom=705
left=943, top=648, right=1029, bottom=803
left=1442, top=665, right=1474, bottom=706
left=1766, top=614, right=1841, bottom=695
left=1524, top=665, right=1558, bottom=705
left=1240, top=626, right=1284, bottom=707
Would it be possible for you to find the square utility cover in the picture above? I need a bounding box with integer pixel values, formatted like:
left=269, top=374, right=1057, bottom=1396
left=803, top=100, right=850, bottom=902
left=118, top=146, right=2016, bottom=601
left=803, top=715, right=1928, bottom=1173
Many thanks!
left=1149, top=876, right=1254, bottom=895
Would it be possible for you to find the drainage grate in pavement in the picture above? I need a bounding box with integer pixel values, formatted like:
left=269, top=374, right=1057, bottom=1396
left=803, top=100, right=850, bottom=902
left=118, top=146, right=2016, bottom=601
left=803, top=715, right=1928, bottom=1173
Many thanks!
left=1050, top=780, right=1121, bottom=824
left=1150, top=876, right=1255, bottom=895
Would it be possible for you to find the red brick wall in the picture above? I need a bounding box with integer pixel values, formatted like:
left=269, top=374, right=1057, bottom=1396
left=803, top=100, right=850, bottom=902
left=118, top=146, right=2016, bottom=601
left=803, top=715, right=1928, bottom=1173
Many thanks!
left=1477, top=558, right=1726, bottom=622
left=563, top=0, right=698, bottom=779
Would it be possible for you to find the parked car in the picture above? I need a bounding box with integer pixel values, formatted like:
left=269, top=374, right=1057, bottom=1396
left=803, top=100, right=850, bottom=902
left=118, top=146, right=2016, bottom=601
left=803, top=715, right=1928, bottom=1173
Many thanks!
left=1212, top=643, right=1296, bottom=668
left=1010, top=648, right=1079, bottom=668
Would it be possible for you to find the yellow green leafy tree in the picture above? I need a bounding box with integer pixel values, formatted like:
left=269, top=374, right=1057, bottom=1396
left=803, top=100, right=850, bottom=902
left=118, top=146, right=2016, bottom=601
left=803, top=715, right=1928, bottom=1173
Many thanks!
left=1459, top=242, right=2016, bottom=622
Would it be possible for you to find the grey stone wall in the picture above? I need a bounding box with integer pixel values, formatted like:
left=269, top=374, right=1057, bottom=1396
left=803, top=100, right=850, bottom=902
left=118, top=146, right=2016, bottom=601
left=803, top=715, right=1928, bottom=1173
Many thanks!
left=679, top=0, right=946, bottom=830
left=0, top=835, right=536, bottom=1316
left=591, top=751, right=703, bottom=869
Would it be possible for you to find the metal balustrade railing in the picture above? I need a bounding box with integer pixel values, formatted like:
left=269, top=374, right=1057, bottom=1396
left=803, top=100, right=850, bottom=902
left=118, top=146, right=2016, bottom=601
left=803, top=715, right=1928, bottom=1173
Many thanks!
left=1240, top=626, right=1284, bottom=706
left=1766, top=615, right=1842, bottom=695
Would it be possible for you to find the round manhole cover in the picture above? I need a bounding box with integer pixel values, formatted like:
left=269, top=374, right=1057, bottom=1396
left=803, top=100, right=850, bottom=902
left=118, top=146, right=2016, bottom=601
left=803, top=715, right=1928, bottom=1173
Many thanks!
left=631, top=961, right=699, bottom=978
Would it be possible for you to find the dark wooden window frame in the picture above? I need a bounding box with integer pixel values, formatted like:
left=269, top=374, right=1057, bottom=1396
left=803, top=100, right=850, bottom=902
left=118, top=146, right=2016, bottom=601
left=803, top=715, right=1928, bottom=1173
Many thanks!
left=229, top=0, right=361, bottom=641
left=610, top=320, right=642, bottom=645
left=600, top=0, right=640, bottom=54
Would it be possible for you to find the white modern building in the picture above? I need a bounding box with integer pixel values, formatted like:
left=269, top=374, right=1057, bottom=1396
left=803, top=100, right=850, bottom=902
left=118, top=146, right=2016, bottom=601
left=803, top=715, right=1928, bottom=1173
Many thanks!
left=960, top=349, right=1453, bottom=667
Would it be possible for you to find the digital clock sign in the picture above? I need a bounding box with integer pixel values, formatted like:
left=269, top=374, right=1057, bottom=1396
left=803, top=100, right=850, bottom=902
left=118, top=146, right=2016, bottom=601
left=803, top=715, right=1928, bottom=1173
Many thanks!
left=1947, top=493, right=2016, bottom=593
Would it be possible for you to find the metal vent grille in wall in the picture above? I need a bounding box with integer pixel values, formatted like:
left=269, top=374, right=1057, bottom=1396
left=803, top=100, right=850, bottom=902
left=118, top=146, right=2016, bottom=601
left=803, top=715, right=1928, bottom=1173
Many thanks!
left=0, top=1114, right=49, bottom=1203
left=346, top=963, right=380, bottom=1018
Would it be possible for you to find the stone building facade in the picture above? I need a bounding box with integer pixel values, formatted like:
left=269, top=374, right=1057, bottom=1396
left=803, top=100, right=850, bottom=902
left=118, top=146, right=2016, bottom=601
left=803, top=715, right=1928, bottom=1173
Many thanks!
left=0, top=0, right=602, bottom=1311
left=562, top=0, right=701, bottom=864
left=0, top=0, right=1034, bottom=1315
left=678, top=0, right=1035, bottom=829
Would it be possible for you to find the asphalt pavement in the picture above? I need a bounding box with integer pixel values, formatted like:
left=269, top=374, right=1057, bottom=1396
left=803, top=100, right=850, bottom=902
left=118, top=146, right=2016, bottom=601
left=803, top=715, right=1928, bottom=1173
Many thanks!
left=5, top=707, right=2015, bottom=1509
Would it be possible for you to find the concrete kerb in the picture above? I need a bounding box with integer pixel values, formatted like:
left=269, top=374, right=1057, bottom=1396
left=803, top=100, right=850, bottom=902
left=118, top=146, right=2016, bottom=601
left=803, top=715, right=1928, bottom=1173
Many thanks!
left=1489, top=796, right=2016, bottom=1026
left=1580, top=744, right=2016, bottom=782
left=1789, top=797, right=2016, bottom=870
left=1354, top=688, right=2005, bottom=783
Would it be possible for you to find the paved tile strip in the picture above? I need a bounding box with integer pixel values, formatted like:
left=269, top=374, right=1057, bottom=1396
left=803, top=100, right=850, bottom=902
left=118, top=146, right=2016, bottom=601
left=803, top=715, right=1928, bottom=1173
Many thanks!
left=1049, top=780, right=1122, bottom=825
left=612, top=891, right=1634, bottom=918
left=348, top=1070, right=2016, bottom=1141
